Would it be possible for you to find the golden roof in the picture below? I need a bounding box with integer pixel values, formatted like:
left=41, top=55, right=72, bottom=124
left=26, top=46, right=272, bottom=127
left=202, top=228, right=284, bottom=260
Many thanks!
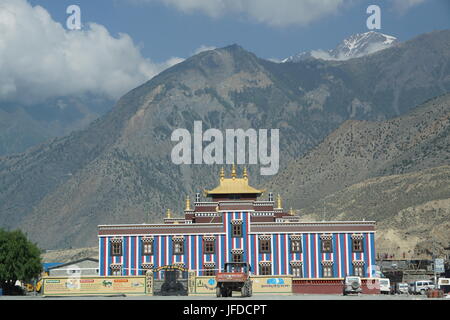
left=205, top=166, right=265, bottom=195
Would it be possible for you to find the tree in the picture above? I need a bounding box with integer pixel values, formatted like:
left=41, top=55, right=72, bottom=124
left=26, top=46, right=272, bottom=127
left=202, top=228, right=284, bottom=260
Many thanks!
left=0, top=229, right=42, bottom=294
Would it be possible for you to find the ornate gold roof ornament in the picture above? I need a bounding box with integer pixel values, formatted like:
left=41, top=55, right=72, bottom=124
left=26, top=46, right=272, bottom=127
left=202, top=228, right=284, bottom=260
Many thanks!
left=166, top=208, right=172, bottom=219
left=276, top=194, right=282, bottom=209
left=289, top=207, right=295, bottom=215
left=204, top=165, right=265, bottom=196
left=185, top=196, right=191, bottom=211
left=220, top=167, right=225, bottom=180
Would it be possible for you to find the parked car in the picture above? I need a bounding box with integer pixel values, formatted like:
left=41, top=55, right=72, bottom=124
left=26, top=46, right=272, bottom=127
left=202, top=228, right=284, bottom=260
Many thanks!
left=343, top=276, right=362, bottom=295
left=379, top=278, right=391, bottom=294
left=410, top=280, right=435, bottom=295
left=395, top=282, right=410, bottom=295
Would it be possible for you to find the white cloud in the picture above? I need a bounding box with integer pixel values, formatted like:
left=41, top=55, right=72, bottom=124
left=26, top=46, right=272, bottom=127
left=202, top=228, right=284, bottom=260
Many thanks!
left=135, top=0, right=346, bottom=27
left=0, top=0, right=182, bottom=104
left=390, top=0, right=428, bottom=13
left=193, top=45, right=217, bottom=55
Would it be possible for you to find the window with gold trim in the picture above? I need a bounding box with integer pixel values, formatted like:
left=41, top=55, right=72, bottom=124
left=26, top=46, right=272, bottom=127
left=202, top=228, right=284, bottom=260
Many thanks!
left=142, top=238, right=154, bottom=255
left=110, top=264, right=122, bottom=276
left=259, top=239, right=271, bottom=253
left=290, top=239, right=302, bottom=253
left=322, top=239, right=333, bottom=253
left=173, top=238, right=184, bottom=255
left=232, top=224, right=242, bottom=237
left=259, top=262, right=272, bottom=276
left=110, top=239, right=122, bottom=256
left=352, top=239, right=363, bottom=252
left=203, top=240, right=215, bottom=254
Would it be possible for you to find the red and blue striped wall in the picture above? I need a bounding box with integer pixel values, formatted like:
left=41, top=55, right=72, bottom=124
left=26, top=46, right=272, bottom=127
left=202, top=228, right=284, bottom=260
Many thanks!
left=99, top=212, right=376, bottom=278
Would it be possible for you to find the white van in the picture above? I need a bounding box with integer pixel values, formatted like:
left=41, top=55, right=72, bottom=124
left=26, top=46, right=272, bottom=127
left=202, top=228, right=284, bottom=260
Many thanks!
left=379, top=278, right=391, bottom=294
left=438, top=278, right=450, bottom=294
left=411, top=280, right=435, bottom=295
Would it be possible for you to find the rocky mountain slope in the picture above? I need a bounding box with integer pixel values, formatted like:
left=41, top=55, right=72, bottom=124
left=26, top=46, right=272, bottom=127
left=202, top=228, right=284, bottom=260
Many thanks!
left=41, top=247, right=98, bottom=264
left=1, top=30, right=450, bottom=249
left=266, top=93, right=450, bottom=208
left=0, top=95, right=114, bottom=156
left=297, top=166, right=450, bottom=258
left=267, top=94, right=450, bottom=256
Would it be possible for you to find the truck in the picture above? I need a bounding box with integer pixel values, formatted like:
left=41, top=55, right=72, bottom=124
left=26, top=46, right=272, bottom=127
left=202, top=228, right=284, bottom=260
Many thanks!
left=215, top=262, right=252, bottom=297
left=437, top=278, right=450, bottom=294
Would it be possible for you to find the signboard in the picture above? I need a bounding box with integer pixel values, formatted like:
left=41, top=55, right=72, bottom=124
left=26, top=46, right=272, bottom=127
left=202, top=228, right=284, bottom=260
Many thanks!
left=435, top=259, right=445, bottom=273
left=189, top=276, right=293, bottom=295
left=154, top=265, right=188, bottom=272
left=251, top=276, right=292, bottom=294
left=194, top=277, right=217, bottom=294
left=42, top=276, right=147, bottom=296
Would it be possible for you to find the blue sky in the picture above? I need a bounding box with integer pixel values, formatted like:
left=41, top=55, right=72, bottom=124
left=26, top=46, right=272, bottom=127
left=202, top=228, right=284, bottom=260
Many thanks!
left=28, top=0, right=450, bottom=62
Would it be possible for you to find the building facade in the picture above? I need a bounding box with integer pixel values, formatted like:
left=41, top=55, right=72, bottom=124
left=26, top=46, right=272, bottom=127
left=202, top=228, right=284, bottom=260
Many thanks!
left=98, top=166, right=377, bottom=279
left=48, top=258, right=99, bottom=276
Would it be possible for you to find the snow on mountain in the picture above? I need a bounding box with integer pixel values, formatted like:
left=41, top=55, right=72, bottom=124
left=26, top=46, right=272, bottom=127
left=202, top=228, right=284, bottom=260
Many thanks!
left=283, top=31, right=398, bottom=63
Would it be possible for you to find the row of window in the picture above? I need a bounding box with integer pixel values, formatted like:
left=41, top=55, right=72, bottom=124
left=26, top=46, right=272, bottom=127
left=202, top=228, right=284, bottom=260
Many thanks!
left=109, top=262, right=365, bottom=277
left=110, top=238, right=364, bottom=256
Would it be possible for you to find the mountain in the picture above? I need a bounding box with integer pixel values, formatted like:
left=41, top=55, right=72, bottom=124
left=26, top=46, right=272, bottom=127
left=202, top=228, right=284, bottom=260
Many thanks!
left=283, top=31, right=397, bottom=62
left=266, top=93, right=450, bottom=256
left=1, top=30, right=450, bottom=249
left=0, top=95, right=114, bottom=156
left=266, top=93, right=450, bottom=209
left=297, top=165, right=450, bottom=259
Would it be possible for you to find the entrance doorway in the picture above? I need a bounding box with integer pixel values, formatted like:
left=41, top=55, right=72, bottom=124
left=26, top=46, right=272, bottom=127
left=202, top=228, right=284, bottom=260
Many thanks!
left=152, top=265, right=188, bottom=296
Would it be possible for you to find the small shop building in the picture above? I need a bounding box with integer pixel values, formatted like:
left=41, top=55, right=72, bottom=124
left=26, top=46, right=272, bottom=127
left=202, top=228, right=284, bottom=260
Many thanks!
left=47, top=258, right=99, bottom=276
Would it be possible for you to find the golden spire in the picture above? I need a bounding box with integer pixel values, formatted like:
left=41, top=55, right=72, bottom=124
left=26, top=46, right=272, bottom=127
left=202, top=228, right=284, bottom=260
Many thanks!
left=220, top=167, right=225, bottom=180
left=185, top=196, right=191, bottom=211
left=276, top=194, right=282, bottom=209
left=289, top=207, right=295, bottom=215
left=231, top=164, right=236, bottom=179
left=166, top=208, right=172, bottom=219
left=243, top=167, right=248, bottom=179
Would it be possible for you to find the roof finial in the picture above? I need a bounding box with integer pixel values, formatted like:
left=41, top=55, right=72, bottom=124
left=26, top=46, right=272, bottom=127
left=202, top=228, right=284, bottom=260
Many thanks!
left=243, top=167, right=248, bottom=179
left=185, top=196, right=191, bottom=211
left=231, top=164, right=236, bottom=179
left=166, top=208, right=172, bottom=219
left=276, top=194, right=282, bottom=209
left=220, top=167, right=225, bottom=180
left=289, top=207, right=294, bottom=215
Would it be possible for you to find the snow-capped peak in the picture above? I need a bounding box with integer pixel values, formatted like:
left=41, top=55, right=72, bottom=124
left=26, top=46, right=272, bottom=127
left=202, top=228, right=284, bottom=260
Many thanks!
left=283, top=31, right=398, bottom=63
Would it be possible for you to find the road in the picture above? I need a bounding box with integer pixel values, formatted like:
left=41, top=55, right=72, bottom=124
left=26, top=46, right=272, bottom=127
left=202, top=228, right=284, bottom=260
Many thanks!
left=1, top=293, right=447, bottom=300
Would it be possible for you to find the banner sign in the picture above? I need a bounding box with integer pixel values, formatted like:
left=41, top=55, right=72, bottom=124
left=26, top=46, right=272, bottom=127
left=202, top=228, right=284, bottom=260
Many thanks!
left=154, top=265, right=188, bottom=272
left=188, top=276, right=292, bottom=295
left=42, top=276, right=147, bottom=296
left=251, top=276, right=292, bottom=294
